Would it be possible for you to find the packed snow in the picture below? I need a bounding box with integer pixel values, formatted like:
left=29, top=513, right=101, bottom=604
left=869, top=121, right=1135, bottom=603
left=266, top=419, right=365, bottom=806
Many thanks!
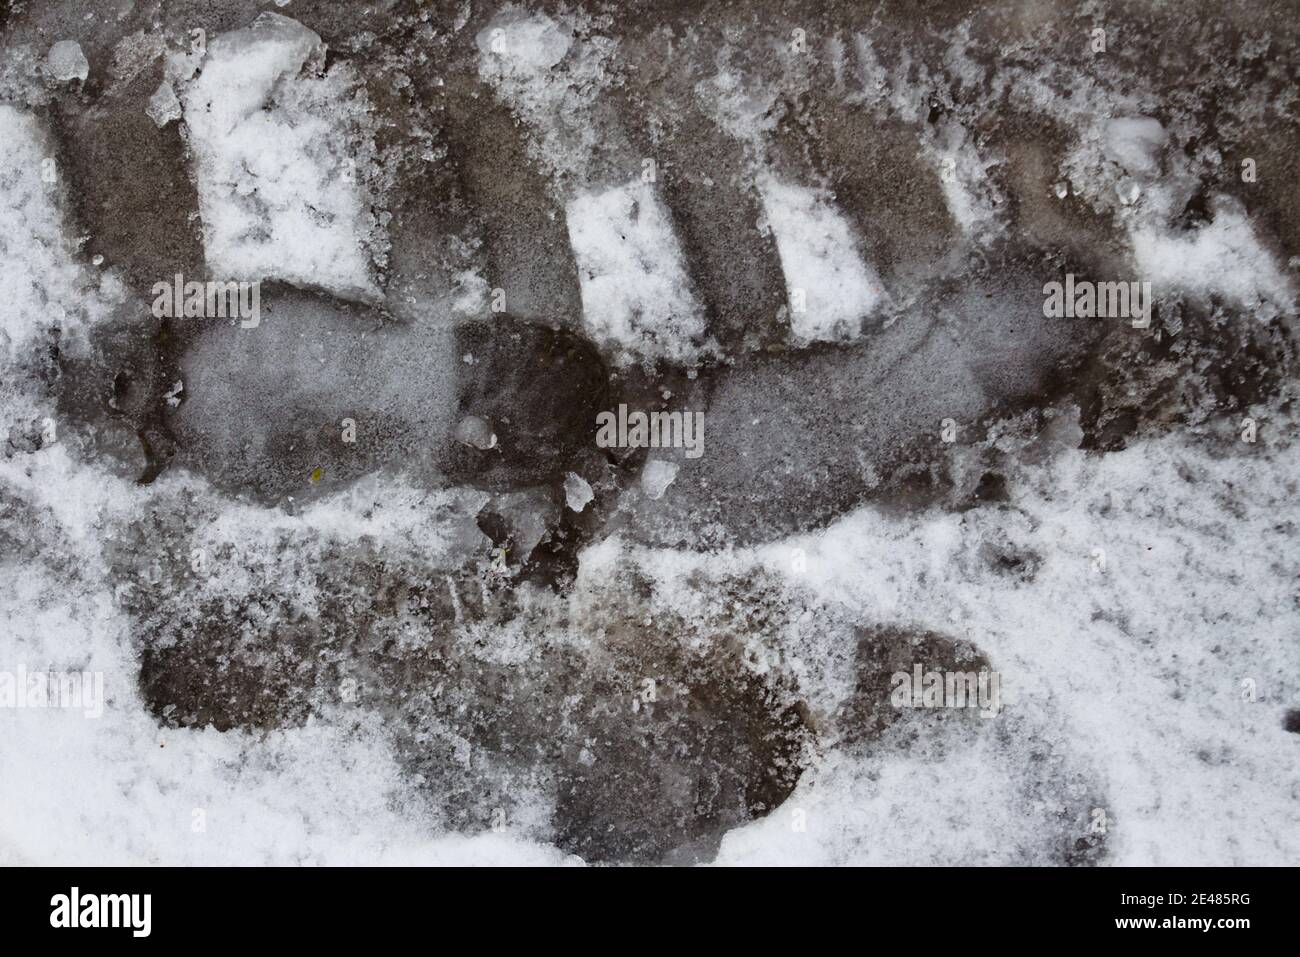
left=178, top=14, right=382, bottom=300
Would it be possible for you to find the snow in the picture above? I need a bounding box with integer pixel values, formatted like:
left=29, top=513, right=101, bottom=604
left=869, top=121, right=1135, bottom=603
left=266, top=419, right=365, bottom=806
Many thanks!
left=1130, top=199, right=1295, bottom=318
left=0, top=452, right=544, bottom=865
left=1103, top=117, right=1166, bottom=177
left=0, top=106, right=113, bottom=367
left=475, top=7, right=714, bottom=365
left=694, top=66, right=781, bottom=143
left=475, top=6, right=619, bottom=184
left=544, top=423, right=1300, bottom=866
left=758, top=175, right=884, bottom=342
left=710, top=427, right=1300, bottom=865
left=566, top=181, right=713, bottom=366
left=178, top=14, right=382, bottom=301
left=927, top=129, right=1005, bottom=242
left=0, top=107, right=77, bottom=361
left=2, top=2, right=1296, bottom=869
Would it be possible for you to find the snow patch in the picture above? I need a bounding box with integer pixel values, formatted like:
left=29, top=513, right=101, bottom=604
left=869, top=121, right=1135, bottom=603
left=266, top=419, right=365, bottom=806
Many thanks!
left=179, top=13, right=382, bottom=301
left=758, top=175, right=883, bottom=342
left=566, top=180, right=712, bottom=365
left=1130, top=199, right=1295, bottom=317
left=475, top=6, right=619, bottom=183
left=0, top=106, right=104, bottom=364
left=1103, top=117, right=1166, bottom=177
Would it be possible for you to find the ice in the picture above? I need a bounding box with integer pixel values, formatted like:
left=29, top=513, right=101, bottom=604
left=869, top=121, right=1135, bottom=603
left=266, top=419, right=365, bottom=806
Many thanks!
left=146, top=81, right=181, bottom=127
left=481, top=490, right=553, bottom=561
left=564, top=472, right=594, bottom=512
left=454, top=415, right=498, bottom=451
left=45, top=40, right=89, bottom=82
left=758, top=175, right=884, bottom=342
left=178, top=13, right=381, bottom=300
left=476, top=8, right=573, bottom=70
left=3, top=0, right=1297, bottom=869
left=566, top=181, right=713, bottom=365
left=715, top=428, right=1300, bottom=865
left=170, top=292, right=460, bottom=500
left=640, top=460, right=680, bottom=500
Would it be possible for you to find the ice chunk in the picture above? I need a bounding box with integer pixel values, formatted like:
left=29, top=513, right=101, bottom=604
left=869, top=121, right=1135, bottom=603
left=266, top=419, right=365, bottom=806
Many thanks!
left=640, top=460, right=679, bottom=500
left=566, top=181, right=711, bottom=365
left=480, top=489, right=555, bottom=561
left=454, top=415, right=498, bottom=451
left=564, top=473, right=594, bottom=512
left=45, top=41, right=89, bottom=82
left=146, top=81, right=181, bottom=127
left=758, top=175, right=883, bottom=342
left=1115, top=179, right=1141, bottom=206
left=476, top=8, right=572, bottom=70
left=178, top=13, right=381, bottom=300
